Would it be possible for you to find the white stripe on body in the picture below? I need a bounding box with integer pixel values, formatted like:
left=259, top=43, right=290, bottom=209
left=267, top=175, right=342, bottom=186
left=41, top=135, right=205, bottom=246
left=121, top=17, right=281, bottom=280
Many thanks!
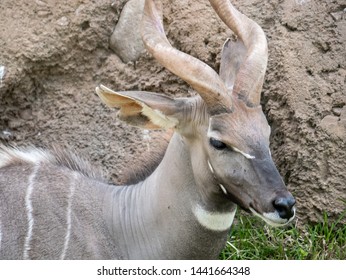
left=60, top=173, right=78, bottom=260
left=0, top=219, right=2, bottom=254
left=23, top=164, right=40, bottom=259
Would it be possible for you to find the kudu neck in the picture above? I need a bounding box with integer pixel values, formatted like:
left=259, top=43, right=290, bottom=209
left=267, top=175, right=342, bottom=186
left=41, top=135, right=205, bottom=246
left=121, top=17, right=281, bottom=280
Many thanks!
left=105, top=132, right=234, bottom=259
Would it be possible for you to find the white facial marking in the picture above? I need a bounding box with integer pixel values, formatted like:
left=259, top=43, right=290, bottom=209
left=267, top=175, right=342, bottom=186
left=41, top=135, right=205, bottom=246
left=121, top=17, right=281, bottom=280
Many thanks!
left=249, top=207, right=296, bottom=227
left=207, top=160, right=214, bottom=174
left=206, top=125, right=256, bottom=160
left=23, top=164, right=40, bottom=259
left=194, top=204, right=236, bottom=232
left=60, top=173, right=77, bottom=260
left=232, top=147, right=256, bottom=159
left=207, top=122, right=220, bottom=140
left=219, top=184, right=228, bottom=195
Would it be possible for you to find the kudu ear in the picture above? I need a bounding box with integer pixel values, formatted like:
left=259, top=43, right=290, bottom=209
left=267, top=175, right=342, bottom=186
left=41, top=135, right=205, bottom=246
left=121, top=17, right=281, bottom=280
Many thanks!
left=96, top=85, right=183, bottom=130
left=219, top=38, right=247, bottom=91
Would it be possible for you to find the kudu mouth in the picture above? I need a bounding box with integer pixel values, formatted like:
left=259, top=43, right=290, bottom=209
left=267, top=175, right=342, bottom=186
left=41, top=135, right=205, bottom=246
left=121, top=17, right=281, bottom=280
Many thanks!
left=209, top=157, right=296, bottom=227
left=221, top=185, right=296, bottom=227
left=250, top=206, right=296, bottom=227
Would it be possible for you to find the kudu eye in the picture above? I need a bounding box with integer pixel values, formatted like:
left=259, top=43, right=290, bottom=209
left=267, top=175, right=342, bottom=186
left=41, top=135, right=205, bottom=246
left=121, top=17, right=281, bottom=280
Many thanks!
left=209, top=137, right=227, bottom=150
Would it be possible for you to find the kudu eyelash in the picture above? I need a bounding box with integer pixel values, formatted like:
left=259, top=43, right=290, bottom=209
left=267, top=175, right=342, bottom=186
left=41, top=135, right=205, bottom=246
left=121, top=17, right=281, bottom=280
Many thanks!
left=209, top=137, right=234, bottom=152
left=209, top=137, right=255, bottom=159
left=209, top=137, right=226, bottom=150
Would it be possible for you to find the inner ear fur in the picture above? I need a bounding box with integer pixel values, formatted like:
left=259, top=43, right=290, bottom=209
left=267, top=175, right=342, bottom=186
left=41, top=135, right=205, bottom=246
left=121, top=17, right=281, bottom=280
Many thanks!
left=219, top=38, right=247, bottom=91
left=96, top=84, right=185, bottom=129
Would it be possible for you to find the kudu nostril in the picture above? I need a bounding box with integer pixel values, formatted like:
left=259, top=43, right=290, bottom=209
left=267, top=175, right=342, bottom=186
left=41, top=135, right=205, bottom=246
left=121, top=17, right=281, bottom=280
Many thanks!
left=273, top=196, right=296, bottom=220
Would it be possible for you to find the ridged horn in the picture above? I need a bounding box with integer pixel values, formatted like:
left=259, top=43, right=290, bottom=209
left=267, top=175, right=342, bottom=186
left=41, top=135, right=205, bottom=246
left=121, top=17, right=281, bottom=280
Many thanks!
left=141, top=0, right=232, bottom=114
left=209, top=0, right=268, bottom=106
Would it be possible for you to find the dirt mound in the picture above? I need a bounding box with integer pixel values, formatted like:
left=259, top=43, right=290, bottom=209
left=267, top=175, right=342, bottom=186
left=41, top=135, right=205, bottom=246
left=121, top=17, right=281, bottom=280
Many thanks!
left=0, top=0, right=345, bottom=224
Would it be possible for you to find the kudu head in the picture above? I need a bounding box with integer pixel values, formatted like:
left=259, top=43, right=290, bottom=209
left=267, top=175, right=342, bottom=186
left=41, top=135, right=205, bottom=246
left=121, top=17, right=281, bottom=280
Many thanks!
left=97, top=0, right=296, bottom=227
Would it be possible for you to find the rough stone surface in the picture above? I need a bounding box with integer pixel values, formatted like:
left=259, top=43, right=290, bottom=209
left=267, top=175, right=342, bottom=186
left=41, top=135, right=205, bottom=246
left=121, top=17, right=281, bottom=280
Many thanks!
left=110, top=0, right=145, bottom=62
left=0, top=0, right=345, bottom=224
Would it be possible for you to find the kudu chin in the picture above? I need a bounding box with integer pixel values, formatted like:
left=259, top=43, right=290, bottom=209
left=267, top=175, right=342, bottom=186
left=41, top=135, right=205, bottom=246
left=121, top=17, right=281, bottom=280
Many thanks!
left=0, top=0, right=295, bottom=259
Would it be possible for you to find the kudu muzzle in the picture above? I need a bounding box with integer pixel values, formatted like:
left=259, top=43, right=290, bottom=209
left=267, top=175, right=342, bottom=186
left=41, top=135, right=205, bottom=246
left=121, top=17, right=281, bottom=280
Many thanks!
left=249, top=157, right=296, bottom=222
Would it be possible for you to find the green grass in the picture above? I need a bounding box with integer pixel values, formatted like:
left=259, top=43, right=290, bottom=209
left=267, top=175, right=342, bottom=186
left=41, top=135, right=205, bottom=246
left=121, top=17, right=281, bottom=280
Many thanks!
left=220, top=207, right=346, bottom=260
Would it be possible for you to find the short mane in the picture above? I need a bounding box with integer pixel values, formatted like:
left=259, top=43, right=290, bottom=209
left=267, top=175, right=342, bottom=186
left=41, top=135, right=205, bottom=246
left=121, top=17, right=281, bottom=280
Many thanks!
left=0, top=145, right=104, bottom=181
left=117, top=130, right=172, bottom=185
left=0, top=130, right=172, bottom=186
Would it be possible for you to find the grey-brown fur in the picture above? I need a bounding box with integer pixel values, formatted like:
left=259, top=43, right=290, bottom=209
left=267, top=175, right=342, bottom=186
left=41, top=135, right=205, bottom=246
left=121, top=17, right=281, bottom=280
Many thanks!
left=0, top=148, right=116, bottom=259
left=119, top=130, right=171, bottom=185
left=0, top=135, right=230, bottom=259
left=0, top=0, right=296, bottom=260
